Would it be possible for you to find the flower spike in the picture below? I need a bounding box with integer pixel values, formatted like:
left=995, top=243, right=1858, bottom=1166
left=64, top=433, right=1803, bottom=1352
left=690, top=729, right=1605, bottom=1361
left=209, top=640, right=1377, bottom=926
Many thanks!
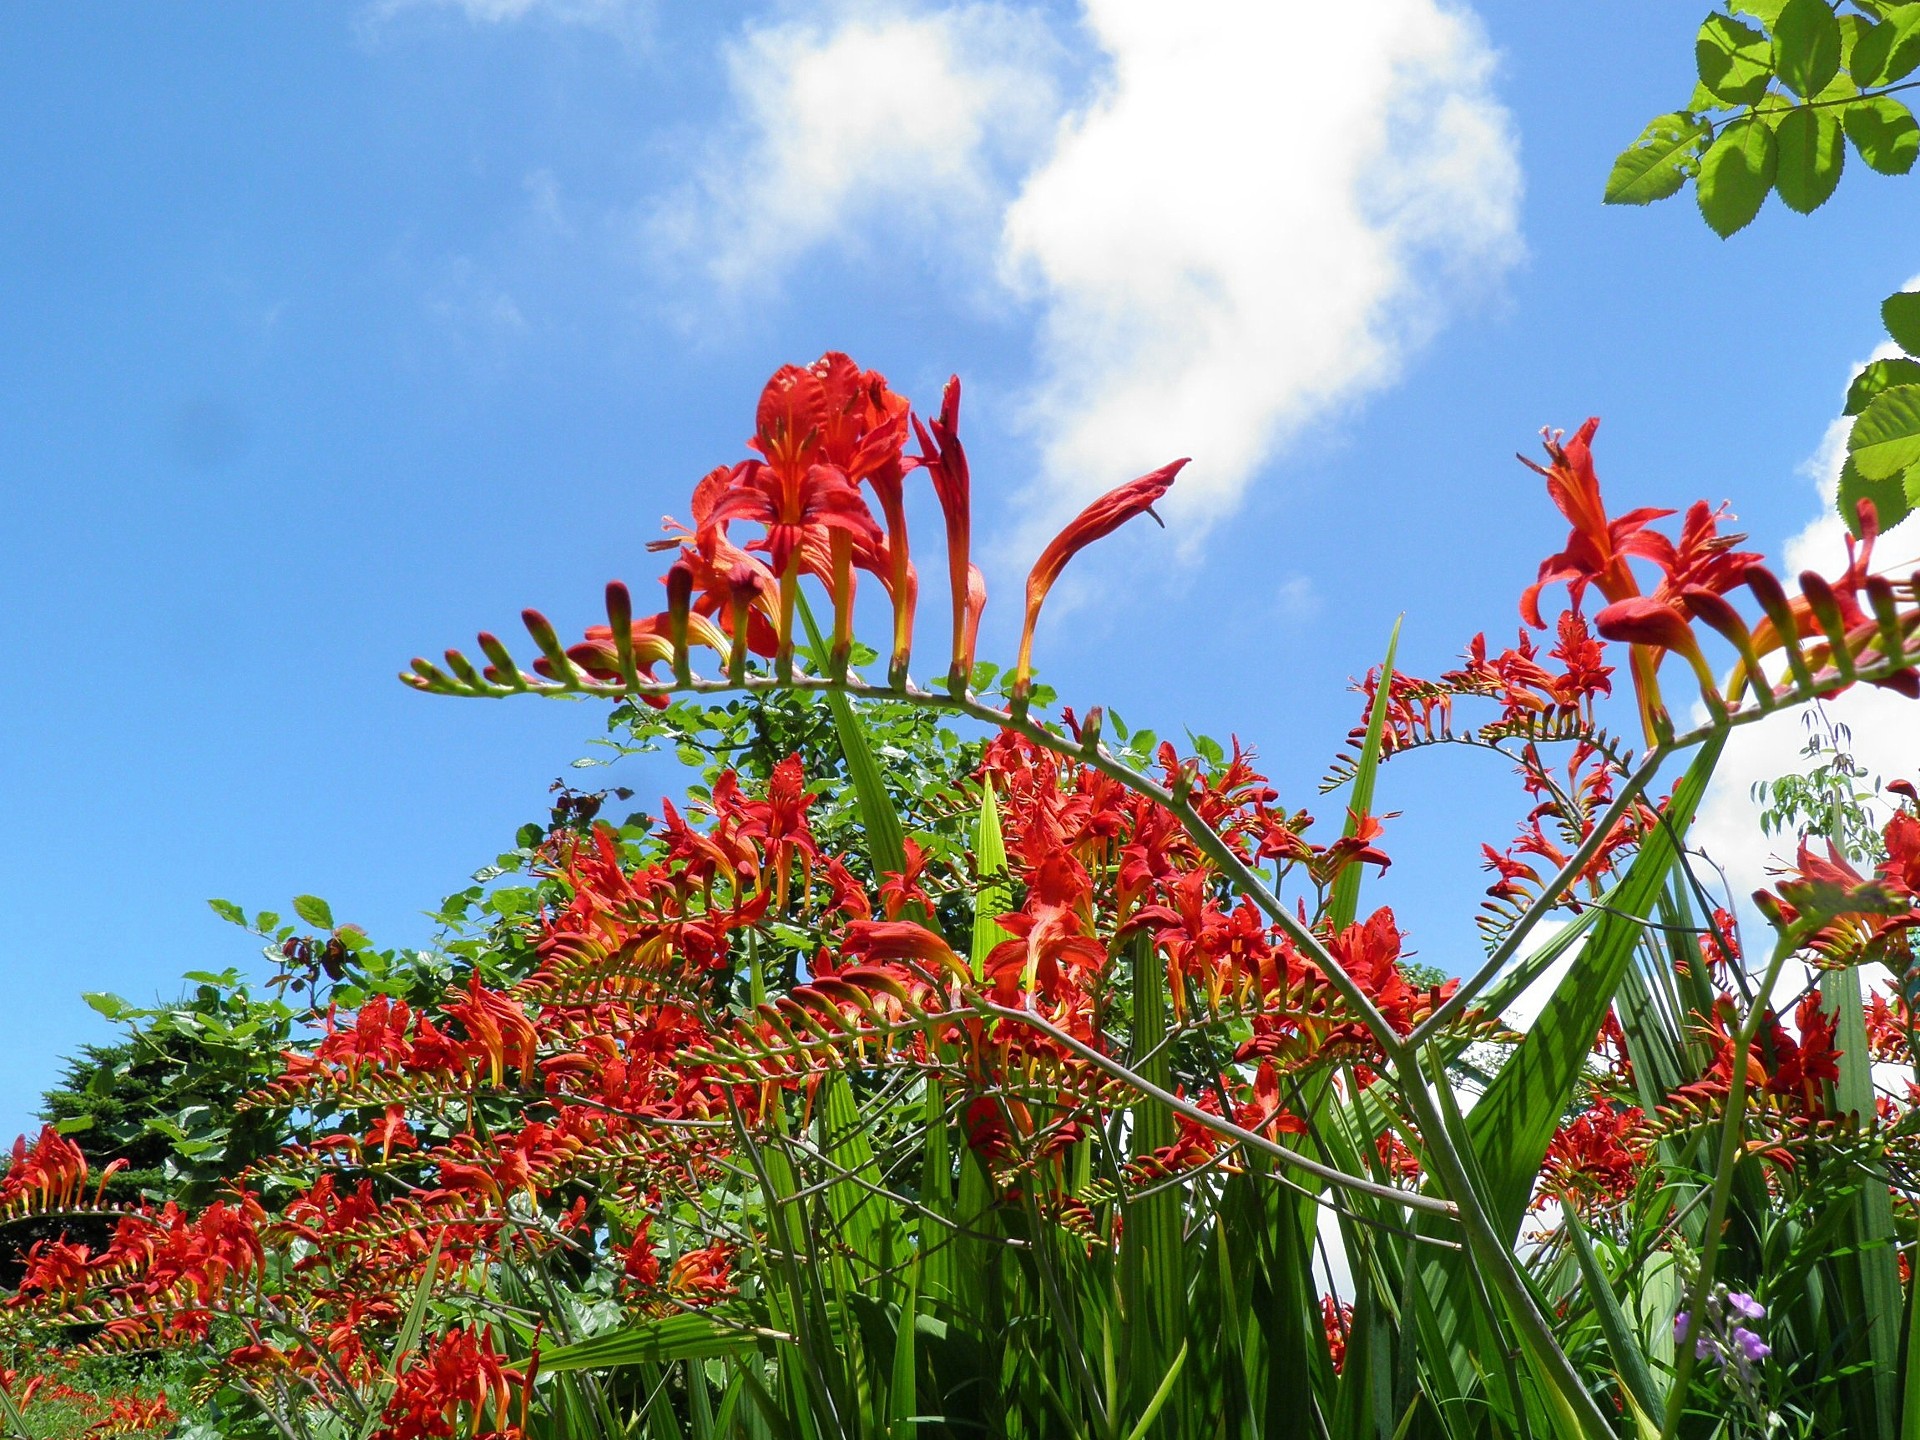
left=1742, top=565, right=1817, bottom=697
left=1015, top=458, right=1189, bottom=700
left=913, top=376, right=978, bottom=692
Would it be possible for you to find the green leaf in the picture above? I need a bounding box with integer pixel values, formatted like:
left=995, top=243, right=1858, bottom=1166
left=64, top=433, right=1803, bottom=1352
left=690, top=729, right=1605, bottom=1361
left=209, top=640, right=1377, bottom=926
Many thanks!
left=796, top=599, right=911, bottom=890
left=83, top=992, right=131, bottom=1020
left=1819, top=963, right=1903, bottom=1439
left=1469, top=734, right=1723, bottom=1239
left=1329, top=620, right=1400, bottom=932
left=540, top=1314, right=761, bottom=1371
left=1845, top=94, right=1920, bottom=172
left=1605, top=112, right=1713, bottom=204
left=207, top=898, right=247, bottom=927
left=1773, top=0, right=1843, bottom=98
left=52, top=1115, right=94, bottom=1135
left=1735, top=0, right=1787, bottom=29
left=1846, top=358, right=1920, bottom=415
left=292, top=894, right=334, bottom=929
left=971, top=780, right=1010, bottom=973
left=1885, top=289, right=1920, bottom=354
left=1563, top=1214, right=1665, bottom=1422
left=1838, top=453, right=1915, bottom=532
left=1855, top=6, right=1920, bottom=86
left=1773, top=105, right=1846, bottom=209
left=886, top=1257, right=920, bottom=1436
left=1696, top=117, right=1778, bottom=235
left=1120, top=1341, right=1189, bottom=1440
left=1697, top=14, right=1774, bottom=104
left=1848, top=384, right=1920, bottom=478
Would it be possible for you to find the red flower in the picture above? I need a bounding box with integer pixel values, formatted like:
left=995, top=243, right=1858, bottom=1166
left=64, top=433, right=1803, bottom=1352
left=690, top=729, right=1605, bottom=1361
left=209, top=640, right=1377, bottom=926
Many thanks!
left=912, top=376, right=987, bottom=688
left=621, top=1221, right=661, bottom=1289
left=1519, top=419, right=1671, bottom=627
left=706, top=355, right=896, bottom=665
left=1322, top=1296, right=1353, bottom=1373
left=376, top=1326, right=524, bottom=1440
left=1882, top=811, right=1920, bottom=896
left=1014, top=459, right=1188, bottom=697
left=1537, top=1101, right=1645, bottom=1212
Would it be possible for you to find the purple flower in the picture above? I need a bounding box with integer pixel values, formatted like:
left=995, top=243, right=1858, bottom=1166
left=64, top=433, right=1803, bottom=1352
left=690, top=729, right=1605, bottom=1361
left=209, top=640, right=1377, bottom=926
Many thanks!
left=1732, top=1327, right=1771, bottom=1363
left=1674, top=1311, right=1691, bottom=1343
left=1727, top=1292, right=1765, bottom=1322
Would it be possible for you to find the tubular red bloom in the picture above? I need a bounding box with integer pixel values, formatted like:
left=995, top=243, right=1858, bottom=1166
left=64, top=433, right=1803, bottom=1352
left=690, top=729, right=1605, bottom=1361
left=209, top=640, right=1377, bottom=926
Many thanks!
left=1519, top=419, right=1672, bottom=626
left=1536, top=1101, right=1646, bottom=1212
left=912, top=376, right=979, bottom=688
left=1015, top=459, right=1188, bottom=696
left=1594, top=597, right=1696, bottom=653
left=706, top=355, right=907, bottom=672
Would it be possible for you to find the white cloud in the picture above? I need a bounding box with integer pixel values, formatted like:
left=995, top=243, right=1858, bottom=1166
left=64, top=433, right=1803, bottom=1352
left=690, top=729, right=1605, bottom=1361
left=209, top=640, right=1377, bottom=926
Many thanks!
left=1691, top=381, right=1920, bottom=909
left=1275, top=574, right=1322, bottom=623
left=651, top=3, right=1062, bottom=294
left=1000, top=0, right=1522, bottom=539
left=656, top=1, right=1519, bottom=540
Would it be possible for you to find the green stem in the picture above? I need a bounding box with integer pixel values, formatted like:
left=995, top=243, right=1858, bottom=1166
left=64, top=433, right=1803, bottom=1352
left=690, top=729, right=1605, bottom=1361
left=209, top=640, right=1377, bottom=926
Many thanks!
left=1656, top=928, right=1802, bottom=1440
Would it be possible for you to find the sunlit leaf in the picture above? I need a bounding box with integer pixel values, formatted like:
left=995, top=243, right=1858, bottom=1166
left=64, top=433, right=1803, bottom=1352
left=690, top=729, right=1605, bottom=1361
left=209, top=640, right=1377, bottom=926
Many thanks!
left=1885, top=289, right=1920, bottom=355
left=1773, top=105, right=1845, bottom=211
left=1845, top=357, right=1920, bottom=415
left=1606, top=113, right=1713, bottom=205
left=1844, top=94, right=1920, bottom=173
left=1773, top=0, right=1843, bottom=99
left=1838, top=453, right=1915, bottom=532
left=1696, top=13, right=1774, bottom=104
left=1849, top=383, right=1920, bottom=479
left=1696, top=117, right=1778, bottom=235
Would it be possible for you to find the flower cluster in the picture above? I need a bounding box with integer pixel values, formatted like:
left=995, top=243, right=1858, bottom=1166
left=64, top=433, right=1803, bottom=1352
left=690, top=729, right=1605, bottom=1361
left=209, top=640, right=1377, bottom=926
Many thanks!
left=3, top=356, right=1919, bottom=1436
left=1676, top=1287, right=1772, bottom=1395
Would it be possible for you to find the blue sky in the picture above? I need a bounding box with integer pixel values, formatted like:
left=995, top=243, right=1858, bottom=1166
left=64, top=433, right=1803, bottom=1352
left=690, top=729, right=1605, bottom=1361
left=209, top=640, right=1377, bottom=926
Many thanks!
left=2, top=0, right=1916, bottom=1137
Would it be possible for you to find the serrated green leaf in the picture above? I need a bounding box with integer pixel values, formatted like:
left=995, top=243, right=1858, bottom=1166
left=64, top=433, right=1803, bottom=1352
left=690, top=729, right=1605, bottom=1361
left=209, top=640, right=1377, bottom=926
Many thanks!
left=1605, top=112, right=1713, bottom=205
left=1774, top=0, right=1843, bottom=98
left=1774, top=105, right=1846, bottom=209
left=1845, top=94, right=1920, bottom=172
left=1839, top=453, right=1916, bottom=532
left=1847, top=358, right=1920, bottom=415
left=293, top=894, right=334, bottom=929
left=1885, top=290, right=1920, bottom=354
left=1854, top=6, right=1920, bottom=86
left=1697, top=116, right=1778, bottom=235
left=1850, top=384, right=1920, bottom=478
left=83, top=992, right=130, bottom=1020
left=1697, top=14, right=1774, bottom=104
left=1841, top=12, right=1873, bottom=72
left=1735, top=0, right=1787, bottom=29
left=207, top=898, right=247, bottom=927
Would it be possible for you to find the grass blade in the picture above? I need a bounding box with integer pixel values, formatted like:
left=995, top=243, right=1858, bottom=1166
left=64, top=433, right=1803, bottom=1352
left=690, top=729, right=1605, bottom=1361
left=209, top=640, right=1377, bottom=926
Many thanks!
left=1329, top=620, right=1401, bottom=933
left=1467, top=732, right=1724, bottom=1240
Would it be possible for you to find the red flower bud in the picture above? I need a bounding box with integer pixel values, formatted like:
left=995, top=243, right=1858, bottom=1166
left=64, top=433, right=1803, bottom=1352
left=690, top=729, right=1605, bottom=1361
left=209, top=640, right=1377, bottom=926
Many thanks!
left=1594, top=597, right=1693, bottom=652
